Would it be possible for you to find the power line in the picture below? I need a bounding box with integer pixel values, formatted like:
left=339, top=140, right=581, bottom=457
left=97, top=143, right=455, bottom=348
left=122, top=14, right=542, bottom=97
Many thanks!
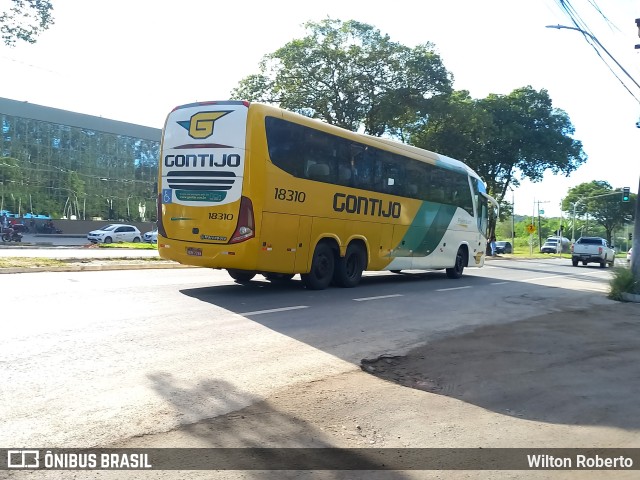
left=550, top=1, right=640, bottom=105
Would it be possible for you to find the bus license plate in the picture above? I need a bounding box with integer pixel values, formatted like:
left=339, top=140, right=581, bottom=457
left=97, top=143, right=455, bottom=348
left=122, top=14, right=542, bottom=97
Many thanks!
left=186, top=247, right=202, bottom=256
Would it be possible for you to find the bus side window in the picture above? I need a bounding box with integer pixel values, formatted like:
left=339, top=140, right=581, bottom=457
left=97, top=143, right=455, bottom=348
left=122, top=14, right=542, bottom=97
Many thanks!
left=352, top=146, right=373, bottom=190
left=337, top=163, right=352, bottom=185
left=335, top=139, right=353, bottom=187
left=270, top=146, right=303, bottom=177
left=405, top=164, right=424, bottom=199
left=455, top=176, right=474, bottom=214
left=478, top=196, right=488, bottom=234
left=304, top=130, right=336, bottom=183
left=265, top=116, right=304, bottom=177
left=307, top=162, right=332, bottom=182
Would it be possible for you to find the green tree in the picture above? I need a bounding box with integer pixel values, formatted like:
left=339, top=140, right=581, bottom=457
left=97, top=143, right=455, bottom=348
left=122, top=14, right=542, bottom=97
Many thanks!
left=1, top=0, right=54, bottom=46
left=231, top=18, right=452, bottom=136
left=409, top=87, right=587, bottom=236
left=562, top=181, right=635, bottom=245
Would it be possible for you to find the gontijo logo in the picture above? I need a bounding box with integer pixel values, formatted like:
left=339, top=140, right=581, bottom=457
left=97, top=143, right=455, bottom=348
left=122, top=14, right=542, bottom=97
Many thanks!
left=177, top=111, right=232, bottom=139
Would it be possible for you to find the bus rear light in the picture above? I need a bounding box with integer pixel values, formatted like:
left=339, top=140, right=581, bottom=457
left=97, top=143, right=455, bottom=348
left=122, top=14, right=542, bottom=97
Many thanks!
left=157, top=193, right=168, bottom=238
left=230, top=196, right=255, bottom=244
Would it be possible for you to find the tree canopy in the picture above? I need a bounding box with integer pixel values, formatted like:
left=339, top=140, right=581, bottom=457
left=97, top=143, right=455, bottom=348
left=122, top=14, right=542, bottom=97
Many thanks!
left=409, top=87, right=587, bottom=204
left=231, top=18, right=453, bottom=137
left=561, top=180, right=635, bottom=244
left=1, top=0, right=54, bottom=46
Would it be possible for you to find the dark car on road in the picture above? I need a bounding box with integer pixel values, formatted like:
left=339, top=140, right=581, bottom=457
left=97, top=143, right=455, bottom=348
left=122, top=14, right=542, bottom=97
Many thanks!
left=494, top=241, right=512, bottom=254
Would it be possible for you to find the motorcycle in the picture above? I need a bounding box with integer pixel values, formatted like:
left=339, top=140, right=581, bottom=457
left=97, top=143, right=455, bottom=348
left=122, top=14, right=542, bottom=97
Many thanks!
left=1, top=227, right=22, bottom=242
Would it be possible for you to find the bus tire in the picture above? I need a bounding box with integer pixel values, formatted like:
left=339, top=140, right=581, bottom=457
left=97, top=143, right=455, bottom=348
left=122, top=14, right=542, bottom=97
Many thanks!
left=227, top=269, right=256, bottom=283
left=302, top=242, right=335, bottom=290
left=333, top=243, right=366, bottom=288
left=264, top=273, right=294, bottom=282
left=446, top=247, right=467, bottom=279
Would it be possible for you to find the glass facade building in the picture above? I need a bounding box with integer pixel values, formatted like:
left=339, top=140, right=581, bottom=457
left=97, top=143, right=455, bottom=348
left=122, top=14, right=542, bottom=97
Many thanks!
left=0, top=97, right=160, bottom=221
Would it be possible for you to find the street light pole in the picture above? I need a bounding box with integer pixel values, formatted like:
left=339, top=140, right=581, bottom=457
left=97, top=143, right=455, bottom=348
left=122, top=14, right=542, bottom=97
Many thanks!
left=536, top=200, right=549, bottom=251
left=511, top=188, right=515, bottom=250
left=571, top=198, right=583, bottom=243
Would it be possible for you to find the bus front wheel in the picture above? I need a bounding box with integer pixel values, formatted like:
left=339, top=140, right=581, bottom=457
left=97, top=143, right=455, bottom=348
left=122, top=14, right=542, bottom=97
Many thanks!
left=333, top=243, right=366, bottom=288
left=446, top=248, right=467, bottom=279
left=302, top=242, right=335, bottom=290
left=227, top=269, right=256, bottom=283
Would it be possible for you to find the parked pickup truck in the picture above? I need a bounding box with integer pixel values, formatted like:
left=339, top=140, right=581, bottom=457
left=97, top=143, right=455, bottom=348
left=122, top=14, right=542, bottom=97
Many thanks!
left=571, top=236, right=615, bottom=267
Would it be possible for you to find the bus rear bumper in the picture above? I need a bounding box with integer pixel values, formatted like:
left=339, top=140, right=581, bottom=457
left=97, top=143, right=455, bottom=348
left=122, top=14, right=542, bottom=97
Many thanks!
left=158, top=237, right=258, bottom=270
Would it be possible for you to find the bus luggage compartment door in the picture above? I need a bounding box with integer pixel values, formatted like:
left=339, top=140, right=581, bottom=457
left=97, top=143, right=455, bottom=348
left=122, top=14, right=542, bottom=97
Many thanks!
left=257, top=212, right=302, bottom=274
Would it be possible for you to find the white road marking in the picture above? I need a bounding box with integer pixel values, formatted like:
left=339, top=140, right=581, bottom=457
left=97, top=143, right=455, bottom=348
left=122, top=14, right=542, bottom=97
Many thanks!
left=353, top=294, right=404, bottom=302
left=490, top=281, right=509, bottom=285
left=436, top=286, right=472, bottom=292
left=239, top=305, right=309, bottom=316
left=522, top=275, right=565, bottom=282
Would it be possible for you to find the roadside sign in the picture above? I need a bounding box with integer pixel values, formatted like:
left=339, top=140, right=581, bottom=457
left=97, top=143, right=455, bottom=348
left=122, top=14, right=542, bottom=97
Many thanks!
left=526, top=224, right=536, bottom=234
left=539, top=209, right=545, bottom=215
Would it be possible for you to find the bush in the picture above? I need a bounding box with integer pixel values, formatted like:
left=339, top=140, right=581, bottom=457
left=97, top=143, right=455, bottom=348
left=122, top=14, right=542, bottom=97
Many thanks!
left=608, top=267, right=639, bottom=301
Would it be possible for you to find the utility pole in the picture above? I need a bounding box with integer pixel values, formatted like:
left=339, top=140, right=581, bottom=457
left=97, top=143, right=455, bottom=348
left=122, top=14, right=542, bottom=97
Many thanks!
left=632, top=178, right=640, bottom=286
left=631, top=20, right=640, bottom=291
left=536, top=200, right=549, bottom=251
left=511, top=189, right=515, bottom=251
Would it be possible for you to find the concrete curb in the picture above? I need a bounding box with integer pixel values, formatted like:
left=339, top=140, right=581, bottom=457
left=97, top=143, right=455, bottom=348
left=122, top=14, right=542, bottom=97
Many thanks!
left=0, top=261, right=194, bottom=274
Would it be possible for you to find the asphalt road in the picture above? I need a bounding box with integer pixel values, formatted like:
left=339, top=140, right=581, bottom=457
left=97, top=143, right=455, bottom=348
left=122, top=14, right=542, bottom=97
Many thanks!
left=1, top=258, right=616, bottom=453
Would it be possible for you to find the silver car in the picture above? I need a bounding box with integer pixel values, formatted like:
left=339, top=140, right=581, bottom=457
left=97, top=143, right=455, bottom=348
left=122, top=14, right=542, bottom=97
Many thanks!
left=87, top=224, right=142, bottom=244
left=143, top=228, right=158, bottom=243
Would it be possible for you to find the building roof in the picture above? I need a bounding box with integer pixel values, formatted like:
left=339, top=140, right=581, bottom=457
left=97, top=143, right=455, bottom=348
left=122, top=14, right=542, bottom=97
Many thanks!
left=0, top=96, right=160, bottom=141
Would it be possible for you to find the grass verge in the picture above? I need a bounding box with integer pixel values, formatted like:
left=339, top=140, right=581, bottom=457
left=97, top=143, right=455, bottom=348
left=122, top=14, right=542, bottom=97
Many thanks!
left=608, top=267, right=639, bottom=301
left=95, top=242, right=157, bottom=250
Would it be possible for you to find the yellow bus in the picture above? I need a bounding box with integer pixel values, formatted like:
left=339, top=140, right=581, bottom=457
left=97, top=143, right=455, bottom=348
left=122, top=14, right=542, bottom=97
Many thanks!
left=157, top=101, right=497, bottom=289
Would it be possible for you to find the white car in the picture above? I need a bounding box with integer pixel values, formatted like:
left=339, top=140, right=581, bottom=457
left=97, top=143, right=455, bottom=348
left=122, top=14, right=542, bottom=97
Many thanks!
left=143, top=228, right=158, bottom=243
left=87, top=224, right=142, bottom=244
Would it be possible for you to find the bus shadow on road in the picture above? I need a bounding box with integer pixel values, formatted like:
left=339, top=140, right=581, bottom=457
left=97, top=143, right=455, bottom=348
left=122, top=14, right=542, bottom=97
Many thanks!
left=181, top=269, right=482, bottom=299
left=178, top=269, right=635, bottom=430
left=360, top=302, right=640, bottom=429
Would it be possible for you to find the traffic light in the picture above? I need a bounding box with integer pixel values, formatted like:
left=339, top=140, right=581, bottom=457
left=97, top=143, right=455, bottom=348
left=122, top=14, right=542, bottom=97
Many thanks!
left=622, top=187, right=630, bottom=202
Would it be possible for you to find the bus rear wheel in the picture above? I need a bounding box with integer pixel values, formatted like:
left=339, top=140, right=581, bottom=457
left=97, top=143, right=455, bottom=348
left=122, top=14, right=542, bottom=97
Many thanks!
left=227, top=269, right=256, bottom=283
left=302, top=242, right=335, bottom=290
left=446, top=247, right=466, bottom=279
left=333, top=243, right=366, bottom=288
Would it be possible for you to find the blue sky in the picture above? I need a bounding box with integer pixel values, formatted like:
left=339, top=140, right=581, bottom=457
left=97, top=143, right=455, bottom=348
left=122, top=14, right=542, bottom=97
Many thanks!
left=1, top=0, right=639, bottom=218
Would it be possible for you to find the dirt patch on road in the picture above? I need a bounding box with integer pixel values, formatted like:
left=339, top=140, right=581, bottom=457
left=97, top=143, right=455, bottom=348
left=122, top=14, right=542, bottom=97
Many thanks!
left=361, top=302, right=640, bottom=429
